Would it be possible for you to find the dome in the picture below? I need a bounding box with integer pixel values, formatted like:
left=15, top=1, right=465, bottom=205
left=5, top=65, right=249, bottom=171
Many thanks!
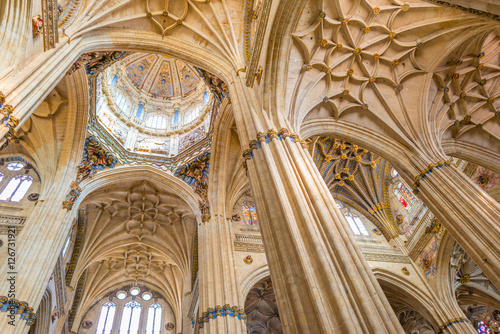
left=95, top=53, right=213, bottom=158
left=122, top=53, right=203, bottom=100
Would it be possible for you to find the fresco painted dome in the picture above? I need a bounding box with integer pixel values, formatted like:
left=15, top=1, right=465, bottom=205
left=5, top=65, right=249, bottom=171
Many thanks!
left=122, top=53, right=203, bottom=100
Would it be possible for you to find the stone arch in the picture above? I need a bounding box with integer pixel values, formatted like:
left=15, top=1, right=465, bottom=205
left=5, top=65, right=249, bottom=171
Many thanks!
left=373, top=268, right=440, bottom=331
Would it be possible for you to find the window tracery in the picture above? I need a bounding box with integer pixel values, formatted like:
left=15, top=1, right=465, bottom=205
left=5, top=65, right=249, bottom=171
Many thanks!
left=96, top=302, right=116, bottom=334
left=242, top=201, right=258, bottom=225
left=146, top=303, right=162, bottom=334
left=343, top=211, right=369, bottom=236
left=119, top=301, right=142, bottom=334
left=393, top=181, right=417, bottom=213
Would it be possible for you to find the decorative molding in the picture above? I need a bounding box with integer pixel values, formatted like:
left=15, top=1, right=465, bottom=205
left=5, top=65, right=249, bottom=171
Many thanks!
left=65, top=209, right=85, bottom=286
left=362, top=252, right=411, bottom=264
left=174, top=152, right=210, bottom=222
left=0, top=216, right=26, bottom=235
left=41, top=0, right=59, bottom=51
left=194, top=67, right=229, bottom=103
left=198, top=305, right=246, bottom=328
left=0, top=297, right=36, bottom=325
left=234, top=242, right=265, bottom=253
left=437, top=317, right=470, bottom=333
left=242, top=128, right=307, bottom=164
left=423, top=0, right=500, bottom=21
left=67, top=270, right=86, bottom=330
left=63, top=136, right=117, bottom=210
left=0, top=93, right=19, bottom=148
left=192, top=230, right=198, bottom=288
left=242, top=0, right=254, bottom=64
left=67, top=52, right=127, bottom=77
left=412, top=160, right=454, bottom=193
left=245, top=0, right=272, bottom=87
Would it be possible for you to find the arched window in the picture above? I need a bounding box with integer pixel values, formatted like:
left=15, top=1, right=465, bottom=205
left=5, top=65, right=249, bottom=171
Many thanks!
left=393, top=181, right=416, bottom=212
left=146, top=115, right=167, bottom=129
left=115, top=93, right=129, bottom=112
left=96, top=302, right=116, bottom=334
left=145, top=304, right=162, bottom=334
left=242, top=201, right=258, bottom=225
left=344, top=211, right=369, bottom=236
left=0, top=175, right=33, bottom=202
left=119, top=301, right=142, bottom=334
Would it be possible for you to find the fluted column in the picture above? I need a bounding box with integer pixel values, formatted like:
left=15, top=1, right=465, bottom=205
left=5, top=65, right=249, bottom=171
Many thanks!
left=197, top=215, right=246, bottom=334
left=407, top=161, right=500, bottom=289
left=241, top=128, right=403, bottom=333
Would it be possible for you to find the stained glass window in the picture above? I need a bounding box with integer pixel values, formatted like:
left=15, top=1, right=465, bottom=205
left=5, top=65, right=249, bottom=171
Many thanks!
left=96, top=302, right=116, bottom=334
left=119, top=301, right=141, bottom=334
left=393, top=181, right=417, bottom=213
left=146, top=304, right=162, bottom=334
left=344, top=211, right=369, bottom=236
left=0, top=175, right=33, bottom=202
left=242, top=201, right=258, bottom=225
left=477, top=321, right=491, bottom=334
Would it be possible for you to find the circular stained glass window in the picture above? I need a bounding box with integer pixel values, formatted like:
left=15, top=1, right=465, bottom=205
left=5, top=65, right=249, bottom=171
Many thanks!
left=116, top=291, right=127, bottom=300
left=7, top=163, right=24, bottom=171
left=130, top=287, right=141, bottom=296
left=142, top=292, right=152, bottom=301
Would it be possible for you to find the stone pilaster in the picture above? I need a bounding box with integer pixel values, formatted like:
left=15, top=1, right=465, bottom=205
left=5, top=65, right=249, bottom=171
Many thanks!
left=242, top=128, right=404, bottom=333
left=197, top=215, right=246, bottom=334
left=410, top=161, right=500, bottom=289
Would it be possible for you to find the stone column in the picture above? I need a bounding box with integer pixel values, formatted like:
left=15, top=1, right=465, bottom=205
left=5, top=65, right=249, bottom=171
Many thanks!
left=407, top=161, right=500, bottom=290
left=197, top=215, right=246, bottom=334
left=241, top=128, right=404, bottom=333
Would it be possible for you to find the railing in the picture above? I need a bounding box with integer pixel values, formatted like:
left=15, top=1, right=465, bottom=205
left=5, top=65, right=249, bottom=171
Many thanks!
left=235, top=234, right=263, bottom=244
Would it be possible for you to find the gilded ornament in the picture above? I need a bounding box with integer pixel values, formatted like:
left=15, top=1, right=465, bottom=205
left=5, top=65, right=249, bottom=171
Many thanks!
left=243, top=255, right=253, bottom=264
left=362, top=103, right=369, bottom=109
left=323, top=96, right=329, bottom=103
left=373, top=53, right=380, bottom=60
left=477, top=63, right=484, bottom=69
left=355, top=156, right=361, bottom=162
left=299, top=139, right=307, bottom=149
left=373, top=7, right=380, bottom=14
left=343, top=89, right=350, bottom=95
left=389, top=32, right=396, bottom=39
left=478, top=51, right=485, bottom=58
left=460, top=91, right=466, bottom=98
left=267, top=129, right=277, bottom=140
left=342, top=18, right=349, bottom=25
left=305, top=64, right=312, bottom=71
left=463, top=115, right=471, bottom=122
left=363, top=26, right=370, bottom=34
left=340, top=143, right=346, bottom=149
left=290, top=133, right=300, bottom=142
left=348, top=175, right=354, bottom=181
left=454, top=120, right=461, bottom=127
left=495, top=111, right=500, bottom=118
left=353, top=47, right=362, bottom=56
left=320, top=39, right=328, bottom=47
left=476, top=123, right=483, bottom=129
left=347, top=69, right=354, bottom=76
left=416, top=42, right=423, bottom=49
left=335, top=173, right=341, bottom=179
left=396, top=84, right=403, bottom=92
left=369, top=77, right=376, bottom=83
left=177, top=19, right=182, bottom=25
left=249, top=140, right=258, bottom=150
left=338, top=180, right=345, bottom=186
left=319, top=11, right=326, bottom=19
left=392, top=59, right=399, bottom=67
left=487, top=97, right=495, bottom=104
left=336, top=43, right=343, bottom=50
left=459, top=274, right=471, bottom=284
left=401, top=267, right=410, bottom=275
left=326, top=68, right=332, bottom=74
left=443, top=86, right=449, bottom=93
left=479, top=79, right=486, bottom=86
left=278, top=128, right=290, bottom=138
left=402, top=4, right=410, bottom=11
left=256, top=132, right=266, bottom=142
left=452, top=73, right=460, bottom=81
left=372, top=228, right=382, bottom=235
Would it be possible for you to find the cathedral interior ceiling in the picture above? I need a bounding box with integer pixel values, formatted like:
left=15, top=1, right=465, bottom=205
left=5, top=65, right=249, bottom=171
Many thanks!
left=287, top=0, right=499, bottom=162
left=69, top=179, right=196, bottom=319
